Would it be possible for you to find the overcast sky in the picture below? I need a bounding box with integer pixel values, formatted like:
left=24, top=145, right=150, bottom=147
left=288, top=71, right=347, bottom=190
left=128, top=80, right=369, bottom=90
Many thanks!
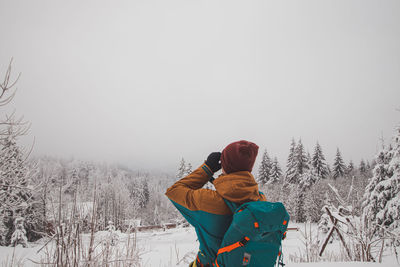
left=0, top=0, right=399, bottom=172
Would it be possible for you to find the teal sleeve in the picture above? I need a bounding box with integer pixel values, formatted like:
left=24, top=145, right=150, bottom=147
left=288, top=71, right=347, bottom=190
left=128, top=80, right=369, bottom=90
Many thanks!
left=169, top=199, right=232, bottom=263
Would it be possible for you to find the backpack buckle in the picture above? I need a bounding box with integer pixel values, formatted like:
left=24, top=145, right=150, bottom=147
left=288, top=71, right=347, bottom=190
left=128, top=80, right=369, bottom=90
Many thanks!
left=240, top=237, right=249, bottom=246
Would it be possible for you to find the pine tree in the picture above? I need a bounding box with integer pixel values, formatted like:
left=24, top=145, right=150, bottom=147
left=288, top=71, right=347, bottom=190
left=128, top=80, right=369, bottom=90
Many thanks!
left=140, top=179, right=150, bottom=208
left=285, top=139, right=297, bottom=183
left=332, top=148, right=346, bottom=179
left=366, top=160, right=371, bottom=171
left=294, top=185, right=307, bottom=223
left=176, top=158, right=187, bottom=179
left=318, top=192, right=332, bottom=233
left=10, top=217, right=27, bottom=247
left=378, top=127, right=400, bottom=232
left=295, top=140, right=309, bottom=176
left=359, top=159, right=367, bottom=175
left=306, top=151, right=312, bottom=164
left=299, top=154, right=318, bottom=189
left=294, top=152, right=319, bottom=223
left=286, top=139, right=309, bottom=184
left=269, top=157, right=282, bottom=184
left=312, top=142, right=329, bottom=179
left=287, top=139, right=308, bottom=184
left=185, top=163, right=193, bottom=176
left=258, top=150, right=272, bottom=185
left=0, top=133, right=35, bottom=245
left=362, top=126, right=400, bottom=232
left=305, top=180, right=327, bottom=222
left=287, top=141, right=312, bottom=222
left=326, top=164, right=332, bottom=178
left=346, top=160, right=355, bottom=176
left=64, top=167, right=79, bottom=195
left=362, top=148, right=392, bottom=226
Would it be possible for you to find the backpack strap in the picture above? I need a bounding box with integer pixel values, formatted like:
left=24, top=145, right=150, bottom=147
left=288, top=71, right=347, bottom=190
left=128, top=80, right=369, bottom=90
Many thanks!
left=195, top=254, right=212, bottom=267
left=276, top=244, right=285, bottom=266
left=222, top=198, right=240, bottom=214
left=213, top=237, right=250, bottom=267
left=217, top=236, right=250, bottom=255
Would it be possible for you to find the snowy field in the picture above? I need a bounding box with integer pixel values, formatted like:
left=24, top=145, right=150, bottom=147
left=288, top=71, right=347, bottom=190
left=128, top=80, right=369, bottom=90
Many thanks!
left=0, top=224, right=398, bottom=267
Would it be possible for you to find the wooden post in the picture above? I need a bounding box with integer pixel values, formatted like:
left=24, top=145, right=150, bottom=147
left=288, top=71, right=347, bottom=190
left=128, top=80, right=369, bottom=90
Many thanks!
left=319, top=215, right=338, bottom=256
left=319, top=207, right=352, bottom=259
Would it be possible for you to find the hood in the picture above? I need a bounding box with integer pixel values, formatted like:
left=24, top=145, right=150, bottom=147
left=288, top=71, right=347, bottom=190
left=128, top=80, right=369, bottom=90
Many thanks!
left=213, top=171, right=263, bottom=204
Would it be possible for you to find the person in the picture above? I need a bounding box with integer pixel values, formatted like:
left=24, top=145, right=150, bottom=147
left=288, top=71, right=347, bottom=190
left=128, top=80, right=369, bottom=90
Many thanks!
left=165, top=140, right=266, bottom=267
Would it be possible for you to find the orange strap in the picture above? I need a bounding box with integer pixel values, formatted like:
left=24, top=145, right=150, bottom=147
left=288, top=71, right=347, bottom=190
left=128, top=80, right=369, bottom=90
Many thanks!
left=217, top=237, right=250, bottom=255
left=196, top=255, right=206, bottom=267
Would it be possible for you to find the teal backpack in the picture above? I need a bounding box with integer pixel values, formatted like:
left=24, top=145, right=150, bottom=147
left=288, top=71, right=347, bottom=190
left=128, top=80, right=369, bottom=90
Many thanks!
left=213, top=200, right=290, bottom=267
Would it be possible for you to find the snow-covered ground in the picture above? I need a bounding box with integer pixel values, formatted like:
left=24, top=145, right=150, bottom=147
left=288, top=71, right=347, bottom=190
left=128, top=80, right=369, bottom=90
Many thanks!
left=0, top=224, right=398, bottom=266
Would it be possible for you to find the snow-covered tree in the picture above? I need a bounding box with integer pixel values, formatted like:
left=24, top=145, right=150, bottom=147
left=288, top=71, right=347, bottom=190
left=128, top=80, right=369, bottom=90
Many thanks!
left=269, top=157, right=282, bottom=184
left=362, top=126, right=400, bottom=233
left=0, top=60, right=25, bottom=139
left=176, top=158, right=193, bottom=178
left=295, top=140, right=309, bottom=177
left=285, top=138, right=297, bottom=183
left=185, top=163, right=193, bottom=176
left=359, top=159, right=367, bottom=175
left=64, top=167, right=79, bottom=195
left=287, top=139, right=309, bottom=185
left=326, top=164, right=332, bottom=177
left=140, top=179, right=150, bottom=208
left=0, top=133, right=28, bottom=186
left=293, top=182, right=309, bottom=223
left=98, top=170, right=132, bottom=229
left=285, top=139, right=310, bottom=184
left=258, top=150, right=272, bottom=185
left=10, top=217, right=27, bottom=247
left=0, top=130, right=43, bottom=245
left=346, top=160, right=355, bottom=176
left=305, top=180, right=328, bottom=223
left=312, top=142, right=329, bottom=179
left=332, top=148, right=346, bottom=179
left=366, top=160, right=371, bottom=171
left=317, top=191, right=334, bottom=235
left=176, top=158, right=187, bottom=179
left=0, top=62, right=45, bottom=244
left=294, top=154, right=318, bottom=223
left=299, top=163, right=318, bottom=190
left=362, top=150, right=391, bottom=223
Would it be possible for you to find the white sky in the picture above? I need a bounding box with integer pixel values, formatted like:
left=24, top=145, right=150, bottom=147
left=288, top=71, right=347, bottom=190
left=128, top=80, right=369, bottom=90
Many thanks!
left=0, top=0, right=399, bottom=172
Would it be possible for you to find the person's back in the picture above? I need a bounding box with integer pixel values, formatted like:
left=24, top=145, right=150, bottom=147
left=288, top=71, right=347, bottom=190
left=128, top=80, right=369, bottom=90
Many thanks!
left=166, top=140, right=265, bottom=266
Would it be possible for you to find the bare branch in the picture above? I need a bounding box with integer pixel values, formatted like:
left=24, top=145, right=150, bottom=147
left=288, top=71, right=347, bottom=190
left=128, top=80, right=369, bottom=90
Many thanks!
left=0, top=111, right=31, bottom=139
left=0, top=58, right=21, bottom=101
left=23, top=136, right=36, bottom=162
left=0, top=90, right=16, bottom=107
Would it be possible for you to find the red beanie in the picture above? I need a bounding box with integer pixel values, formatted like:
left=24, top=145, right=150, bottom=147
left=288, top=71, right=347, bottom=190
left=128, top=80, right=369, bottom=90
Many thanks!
left=221, top=140, right=259, bottom=174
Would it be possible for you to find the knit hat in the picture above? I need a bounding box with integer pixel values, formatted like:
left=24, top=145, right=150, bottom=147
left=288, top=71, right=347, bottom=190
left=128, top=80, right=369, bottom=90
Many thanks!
left=221, top=140, right=259, bottom=174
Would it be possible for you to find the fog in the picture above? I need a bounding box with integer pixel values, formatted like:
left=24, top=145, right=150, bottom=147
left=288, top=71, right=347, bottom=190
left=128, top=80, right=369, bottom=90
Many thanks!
left=0, top=0, right=399, bottom=172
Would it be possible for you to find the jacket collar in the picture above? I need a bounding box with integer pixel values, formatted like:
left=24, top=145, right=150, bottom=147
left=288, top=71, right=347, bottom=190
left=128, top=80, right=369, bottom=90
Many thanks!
left=213, top=171, right=262, bottom=204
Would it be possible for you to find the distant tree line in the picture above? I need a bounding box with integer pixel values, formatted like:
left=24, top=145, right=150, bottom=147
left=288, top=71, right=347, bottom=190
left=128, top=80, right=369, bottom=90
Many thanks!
left=257, top=139, right=373, bottom=187
left=256, top=138, right=375, bottom=224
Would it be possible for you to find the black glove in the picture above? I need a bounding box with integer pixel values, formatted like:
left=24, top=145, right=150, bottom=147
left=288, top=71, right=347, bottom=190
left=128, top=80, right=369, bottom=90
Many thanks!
left=205, top=152, right=222, bottom=173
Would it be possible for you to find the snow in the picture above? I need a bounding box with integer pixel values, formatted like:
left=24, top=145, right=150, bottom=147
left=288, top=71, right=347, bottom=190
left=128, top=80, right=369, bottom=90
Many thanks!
left=0, top=224, right=398, bottom=266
